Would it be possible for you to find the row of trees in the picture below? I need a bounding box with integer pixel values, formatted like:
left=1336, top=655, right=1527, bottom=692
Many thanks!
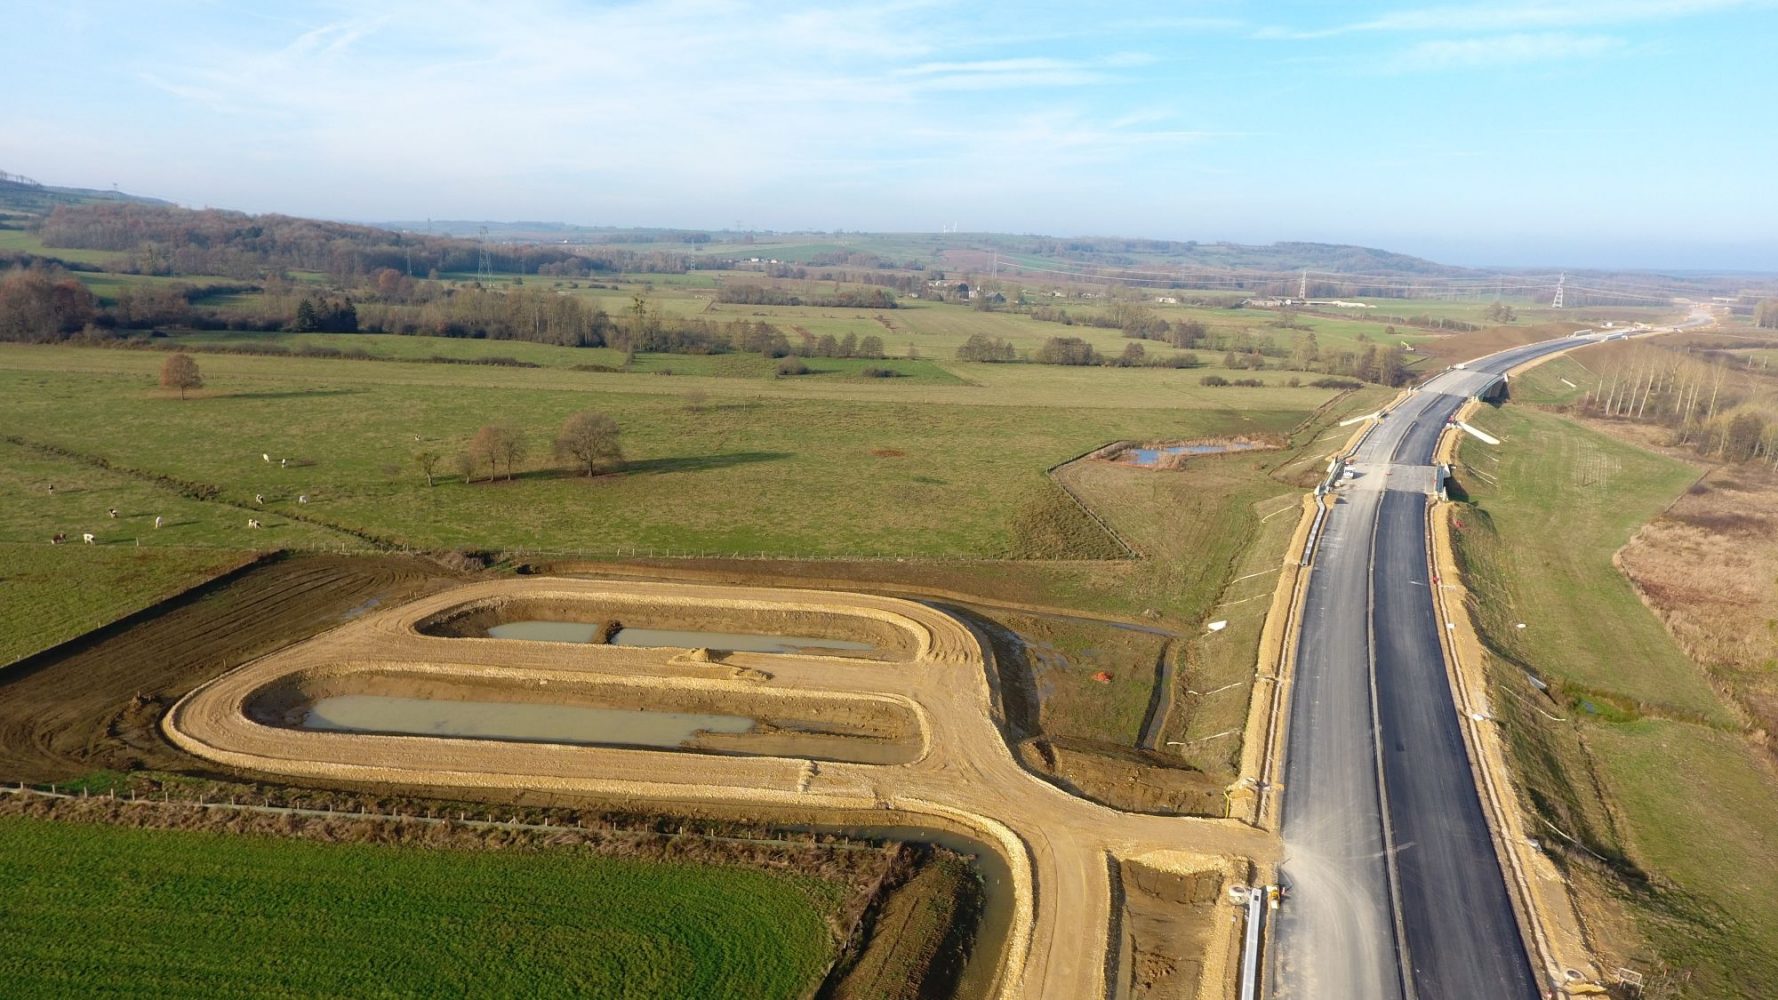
left=952, top=328, right=1407, bottom=383
left=33, top=203, right=714, bottom=282
left=715, top=283, right=898, bottom=309
left=1757, top=299, right=1778, bottom=329
left=0, top=262, right=815, bottom=360
left=1579, top=342, right=1778, bottom=465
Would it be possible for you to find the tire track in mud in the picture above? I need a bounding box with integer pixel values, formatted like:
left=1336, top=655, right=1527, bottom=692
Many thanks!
left=0, top=554, right=458, bottom=780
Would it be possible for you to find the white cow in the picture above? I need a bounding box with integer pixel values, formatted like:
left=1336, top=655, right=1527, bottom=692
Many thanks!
left=82, top=533, right=95, bottom=544
left=254, top=493, right=265, bottom=505
left=153, top=516, right=164, bottom=529
left=247, top=518, right=262, bottom=529
left=297, top=495, right=309, bottom=504
left=108, top=508, right=118, bottom=518
left=262, top=453, right=271, bottom=463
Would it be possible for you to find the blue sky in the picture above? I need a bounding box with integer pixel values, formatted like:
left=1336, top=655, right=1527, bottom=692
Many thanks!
left=7, top=0, right=1777, bottom=268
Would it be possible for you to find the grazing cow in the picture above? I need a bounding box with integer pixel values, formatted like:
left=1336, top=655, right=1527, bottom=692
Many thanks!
left=153, top=516, right=164, bottom=529
left=50, top=533, right=66, bottom=545
left=247, top=518, right=262, bottom=529
left=46, top=484, right=54, bottom=495
left=297, top=495, right=309, bottom=504
left=254, top=493, right=265, bottom=505
left=263, top=453, right=271, bottom=463
left=82, top=533, right=95, bottom=544
left=280, top=458, right=288, bottom=468
left=108, top=508, right=119, bottom=518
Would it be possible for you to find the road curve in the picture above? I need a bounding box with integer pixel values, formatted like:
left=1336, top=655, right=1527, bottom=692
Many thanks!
left=1271, top=312, right=1709, bottom=1000
left=164, top=577, right=1278, bottom=1000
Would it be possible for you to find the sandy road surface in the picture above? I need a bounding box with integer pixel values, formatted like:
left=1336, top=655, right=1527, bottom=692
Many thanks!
left=166, top=577, right=1278, bottom=1000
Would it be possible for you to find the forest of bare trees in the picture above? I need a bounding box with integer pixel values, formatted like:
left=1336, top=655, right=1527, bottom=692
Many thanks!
left=1580, top=341, right=1778, bottom=466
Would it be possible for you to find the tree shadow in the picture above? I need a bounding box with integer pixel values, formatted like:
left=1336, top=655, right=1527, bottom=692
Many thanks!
left=223, top=388, right=367, bottom=401
left=619, top=451, right=793, bottom=476
left=465, top=451, right=792, bottom=486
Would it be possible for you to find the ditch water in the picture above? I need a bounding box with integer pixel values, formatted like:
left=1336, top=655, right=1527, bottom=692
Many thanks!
left=299, top=694, right=754, bottom=748
left=487, top=620, right=874, bottom=654
left=1124, top=441, right=1265, bottom=466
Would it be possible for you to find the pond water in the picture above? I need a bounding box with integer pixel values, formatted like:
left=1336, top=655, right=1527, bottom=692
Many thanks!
left=487, top=620, right=874, bottom=654
left=1124, top=441, right=1265, bottom=467
left=299, top=694, right=754, bottom=748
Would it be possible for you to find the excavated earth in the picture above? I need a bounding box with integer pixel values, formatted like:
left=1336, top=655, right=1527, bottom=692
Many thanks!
left=164, top=576, right=1279, bottom=1000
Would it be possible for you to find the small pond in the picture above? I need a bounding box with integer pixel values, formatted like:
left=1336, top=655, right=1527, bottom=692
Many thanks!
left=1123, top=441, right=1266, bottom=467
left=299, top=694, right=754, bottom=748
left=488, top=620, right=874, bottom=654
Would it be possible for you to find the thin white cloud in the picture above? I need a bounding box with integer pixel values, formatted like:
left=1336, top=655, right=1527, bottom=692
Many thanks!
left=894, top=53, right=1154, bottom=90
left=1387, top=32, right=1628, bottom=71
left=1261, top=0, right=1763, bottom=39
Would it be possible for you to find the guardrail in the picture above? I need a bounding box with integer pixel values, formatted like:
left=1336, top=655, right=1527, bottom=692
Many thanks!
left=1238, top=884, right=1275, bottom=1000
left=1302, top=458, right=1343, bottom=565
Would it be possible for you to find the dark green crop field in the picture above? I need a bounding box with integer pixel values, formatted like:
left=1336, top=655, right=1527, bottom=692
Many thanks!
left=0, top=814, right=845, bottom=999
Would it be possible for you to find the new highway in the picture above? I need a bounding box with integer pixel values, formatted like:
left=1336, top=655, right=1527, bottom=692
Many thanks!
left=1269, top=314, right=1707, bottom=1000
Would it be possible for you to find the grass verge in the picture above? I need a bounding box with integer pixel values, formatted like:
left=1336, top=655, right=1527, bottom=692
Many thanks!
left=1452, top=402, right=1778, bottom=998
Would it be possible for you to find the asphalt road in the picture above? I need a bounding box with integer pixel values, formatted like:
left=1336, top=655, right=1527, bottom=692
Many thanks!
left=1272, top=313, right=1710, bottom=1000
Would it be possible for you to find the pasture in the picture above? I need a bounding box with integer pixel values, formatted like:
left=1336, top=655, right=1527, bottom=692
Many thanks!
left=0, top=544, right=251, bottom=668
left=0, top=345, right=1341, bottom=561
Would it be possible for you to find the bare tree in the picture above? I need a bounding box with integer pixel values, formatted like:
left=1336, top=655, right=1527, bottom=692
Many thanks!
left=414, top=449, right=442, bottom=487
left=160, top=352, right=203, bottom=400
left=470, top=424, right=526, bottom=481
left=554, top=410, right=623, bottom=477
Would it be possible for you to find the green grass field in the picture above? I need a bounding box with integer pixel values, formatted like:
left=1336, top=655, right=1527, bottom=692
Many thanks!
left=0, top=814, right=844, bottom=1000
left=1454, top=403, right=1778, bottom=997
left=0, top=544, right=251, bottom=667
left=0, top=344, right=1337, bottom=559
left=0, top=228, right=131, bottom=268
left=0, top=433, right=361, bottom=665
left=1457, top=403, right=1721, bottom=720
left=172, top=330, right=631, bottom=370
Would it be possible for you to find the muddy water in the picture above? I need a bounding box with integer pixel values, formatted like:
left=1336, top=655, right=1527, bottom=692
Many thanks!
left=1125, top=440, right=1266, bottom=466
left=488, top=619, right=874, bottom=654
left=300, top=694, right=753, bottom=748
left=486, top=620, right=602, bottom=644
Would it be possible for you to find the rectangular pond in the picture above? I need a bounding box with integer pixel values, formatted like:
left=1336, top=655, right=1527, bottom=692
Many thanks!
left=299, top=694, right=754, bottom=748
left=1124, top=441, right=1266, bottom=467
left=487, top=620, right=874, bottom=654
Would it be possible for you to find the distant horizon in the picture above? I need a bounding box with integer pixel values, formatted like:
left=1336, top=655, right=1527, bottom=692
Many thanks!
left=7, top=0, right=1775, bottom=275
left=14, top=169, right=1776, bottom=276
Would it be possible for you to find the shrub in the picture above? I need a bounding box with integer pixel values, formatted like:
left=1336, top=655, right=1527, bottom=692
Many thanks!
left=775, top=356, right=810, bottom=376
left=1199, top=374, right=1229, bottom=387
left=1033, top=336, right=1099, bottom=366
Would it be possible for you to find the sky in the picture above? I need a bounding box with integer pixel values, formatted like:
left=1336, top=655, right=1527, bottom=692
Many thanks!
left=7, top=0, right=1777, bottom=269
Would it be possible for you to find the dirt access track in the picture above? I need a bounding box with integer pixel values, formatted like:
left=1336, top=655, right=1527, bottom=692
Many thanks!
left=166, top=577, right=1278, bottom=1000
